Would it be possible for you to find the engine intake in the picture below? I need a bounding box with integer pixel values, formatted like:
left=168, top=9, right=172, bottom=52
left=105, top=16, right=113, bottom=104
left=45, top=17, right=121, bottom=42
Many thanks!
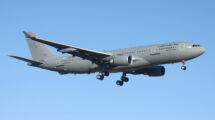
left=110, top=55, right=133, bottom=66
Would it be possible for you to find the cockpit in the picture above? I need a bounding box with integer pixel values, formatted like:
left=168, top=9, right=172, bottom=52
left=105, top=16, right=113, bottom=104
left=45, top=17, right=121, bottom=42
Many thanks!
left=192, top=44, right=200, bottom=47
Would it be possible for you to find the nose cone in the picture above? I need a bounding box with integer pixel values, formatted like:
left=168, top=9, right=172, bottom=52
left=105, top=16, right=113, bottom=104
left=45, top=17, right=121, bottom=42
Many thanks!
left=200, top=47, right=206, bottom=55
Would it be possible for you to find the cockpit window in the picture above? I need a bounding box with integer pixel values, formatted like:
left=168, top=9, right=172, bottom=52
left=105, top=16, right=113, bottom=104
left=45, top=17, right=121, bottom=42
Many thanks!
left=192, top=44, right=200, bottom=47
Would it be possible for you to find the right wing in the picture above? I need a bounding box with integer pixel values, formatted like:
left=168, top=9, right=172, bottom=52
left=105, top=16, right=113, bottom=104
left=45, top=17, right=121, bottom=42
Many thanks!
left=9, top=55, right=43, bottom=66
left=24, top=31, right=113, bottom=64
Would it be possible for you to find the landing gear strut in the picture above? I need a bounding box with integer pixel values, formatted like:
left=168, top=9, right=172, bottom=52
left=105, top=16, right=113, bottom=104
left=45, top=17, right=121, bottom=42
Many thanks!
left=116, top=72, right=129, bottom=86
left=181, top=60, right=187, bottom=70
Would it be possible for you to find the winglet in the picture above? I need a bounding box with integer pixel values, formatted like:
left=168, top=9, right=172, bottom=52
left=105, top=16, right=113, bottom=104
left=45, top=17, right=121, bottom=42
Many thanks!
left=23, top=31, right=37, bottom=39
left=23, top=31, right=31, bottom=38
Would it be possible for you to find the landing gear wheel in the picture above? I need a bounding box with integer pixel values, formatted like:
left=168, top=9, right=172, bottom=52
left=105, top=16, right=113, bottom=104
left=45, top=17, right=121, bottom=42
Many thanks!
left=181, top=66, right=187, bottom=70
left=96, top=74, right=104, bottom=80
left=124, top=77, right=129, bottom=82
left=104, top=72, right=109, bottom=76
left=121, top=77, right=129, bottom=82
left=116, top=80, right=123, bottom=86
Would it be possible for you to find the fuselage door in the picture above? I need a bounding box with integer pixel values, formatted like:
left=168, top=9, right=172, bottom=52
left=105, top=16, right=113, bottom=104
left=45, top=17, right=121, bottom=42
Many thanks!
left=56, top=58, right=62, bottom=67
left=179, top=43, right=186, bottom=51
left=150, top=46, right=157, bottom=54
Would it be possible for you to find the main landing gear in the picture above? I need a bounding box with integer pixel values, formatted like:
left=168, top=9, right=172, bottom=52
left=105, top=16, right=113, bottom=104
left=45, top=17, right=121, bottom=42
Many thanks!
left=96, top=72, right=129, bottom=86
left=181, top=60, right=187, bottom=70
left=116, top=72, right=129, bottom=86
left=95, top=65, right=130, bottom=86
left=96, top=71, right=109, bottom=80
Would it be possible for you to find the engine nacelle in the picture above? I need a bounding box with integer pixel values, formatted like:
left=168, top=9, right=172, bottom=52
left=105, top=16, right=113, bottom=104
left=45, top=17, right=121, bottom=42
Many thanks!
left=130, top=66, right=165, bottom=76
left=110, top=55, right=133, bottom=66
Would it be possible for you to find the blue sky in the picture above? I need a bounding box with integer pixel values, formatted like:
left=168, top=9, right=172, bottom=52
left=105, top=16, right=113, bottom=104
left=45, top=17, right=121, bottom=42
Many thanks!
left=1, top=0, right=215, bottom=120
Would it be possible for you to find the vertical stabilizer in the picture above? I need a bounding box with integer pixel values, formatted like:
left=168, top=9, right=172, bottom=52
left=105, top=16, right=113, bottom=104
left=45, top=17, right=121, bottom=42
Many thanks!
left=23, top=31, right=59, bottom=61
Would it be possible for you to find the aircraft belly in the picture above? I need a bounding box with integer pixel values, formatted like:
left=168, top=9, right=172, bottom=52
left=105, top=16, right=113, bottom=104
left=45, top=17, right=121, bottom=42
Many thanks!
left=66, top=60, right=93, bottom=73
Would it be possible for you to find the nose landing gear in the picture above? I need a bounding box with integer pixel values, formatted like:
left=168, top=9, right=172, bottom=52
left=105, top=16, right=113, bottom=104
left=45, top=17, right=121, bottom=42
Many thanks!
left=181, top=60, right=187, bottom=70
left=181, top=66, right=186, bottom=70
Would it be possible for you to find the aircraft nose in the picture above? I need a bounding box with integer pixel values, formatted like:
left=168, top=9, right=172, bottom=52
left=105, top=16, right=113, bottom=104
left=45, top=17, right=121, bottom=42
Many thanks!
left=200, top=47, right=206, bottom=55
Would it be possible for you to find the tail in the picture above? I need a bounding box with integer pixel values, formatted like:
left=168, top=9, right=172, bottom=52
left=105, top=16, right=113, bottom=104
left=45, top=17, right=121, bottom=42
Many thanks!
left=23, top=31, right=59, bottom=61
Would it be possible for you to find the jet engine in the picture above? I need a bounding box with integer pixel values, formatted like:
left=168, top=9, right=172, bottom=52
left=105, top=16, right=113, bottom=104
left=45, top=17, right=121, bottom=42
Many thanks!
left=130, top=66, right=165, bottom=76
left=110, top=55, right=133, bottom=66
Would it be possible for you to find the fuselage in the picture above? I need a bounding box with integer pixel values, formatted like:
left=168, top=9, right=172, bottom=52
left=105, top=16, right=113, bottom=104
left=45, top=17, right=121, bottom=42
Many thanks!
left=11, top=32, right=206, bottom=86
left=42, top=42, right=205, bottom=74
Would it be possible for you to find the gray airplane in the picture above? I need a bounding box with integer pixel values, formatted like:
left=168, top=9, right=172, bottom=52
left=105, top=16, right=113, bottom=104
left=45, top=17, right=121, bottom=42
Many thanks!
left=10, top=32, right=206, bottom=86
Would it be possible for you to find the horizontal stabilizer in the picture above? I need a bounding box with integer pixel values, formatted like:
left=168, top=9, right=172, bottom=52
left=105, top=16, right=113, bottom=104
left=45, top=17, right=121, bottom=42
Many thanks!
left=9, top=55, right=43, bottom=65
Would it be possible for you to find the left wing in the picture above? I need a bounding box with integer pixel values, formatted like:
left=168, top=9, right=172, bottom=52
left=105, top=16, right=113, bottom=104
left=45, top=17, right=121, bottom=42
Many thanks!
left=24, top=32, right=113, bottom=64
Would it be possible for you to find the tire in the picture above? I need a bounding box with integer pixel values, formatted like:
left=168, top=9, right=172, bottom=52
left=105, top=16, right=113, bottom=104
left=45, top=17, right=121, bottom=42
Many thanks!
left=116, top=80, right=123, bottom=86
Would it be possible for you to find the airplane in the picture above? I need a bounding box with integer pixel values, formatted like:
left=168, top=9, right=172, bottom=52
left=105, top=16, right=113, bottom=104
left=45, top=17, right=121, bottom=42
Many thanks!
left=10, top=31, right=206, bottom=86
